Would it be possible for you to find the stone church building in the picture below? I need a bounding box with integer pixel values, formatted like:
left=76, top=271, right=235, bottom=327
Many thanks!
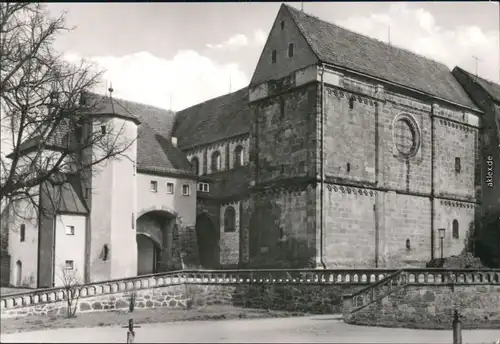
left=3, top=4, right=494, bottom=288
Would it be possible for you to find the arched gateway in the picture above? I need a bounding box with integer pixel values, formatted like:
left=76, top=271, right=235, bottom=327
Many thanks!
left=136, top=210, right=176, bottom=275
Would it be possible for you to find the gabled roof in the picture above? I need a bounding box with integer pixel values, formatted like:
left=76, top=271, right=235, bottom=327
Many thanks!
left=453, top=67, right=500, bottom=104
left=102, top=96, right=193, bottom=174
left=284, top=4, right=479, bottom=110
left=136, top=123, right=193, bottom=175
left=41, top=175, right=88, bottom=215
left=172, top=87, right=250, bottom=150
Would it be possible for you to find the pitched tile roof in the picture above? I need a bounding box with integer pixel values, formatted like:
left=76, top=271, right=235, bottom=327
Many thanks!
left=284, top=4, right=479, bottom=110
left=41, top=177, right=88, bottom=215
left=136, top=123, right=193, bottom=175
left=453, top=67, right=500, bottom=104
left=87, top=93, right=193, bottom=174
left=83, top=93, right=141, bottom=125
left=172, top=87, right=250, bottom=150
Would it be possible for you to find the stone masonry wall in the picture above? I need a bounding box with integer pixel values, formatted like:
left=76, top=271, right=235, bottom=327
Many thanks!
left=346, top=284, right=500, bottom=329
left=248, top=186, right=317, bottom=268
left=252, top=83, right=318, bottom=184
left=323, top=185, right=377, bottom=268
left=1, top=283, right=359, bottom=319
left=323, top=87, right=377, bottom=183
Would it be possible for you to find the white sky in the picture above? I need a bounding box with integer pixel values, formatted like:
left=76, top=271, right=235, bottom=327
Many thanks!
left=48, top=2, right=499, bottom=112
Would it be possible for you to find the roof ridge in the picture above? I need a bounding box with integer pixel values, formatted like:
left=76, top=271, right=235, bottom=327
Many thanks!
left=176, top=86, right=248, bottom=116
left=88, top=91, right=175, bottom=115
left=284, top=4, right=450, bottom=70
left=455, top=66, right=500, bottom=87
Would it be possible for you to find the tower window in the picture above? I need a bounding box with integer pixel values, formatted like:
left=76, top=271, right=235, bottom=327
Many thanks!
left=288, top=43, right=294, bottom=57
left=280, top=21, right=285, bottom=30
left=65, top=225, right=75, bottom=235
left=271, top=50, right=277, bottom=64
left=452, top=219, right=459, bottom=239
left=455, top=157, right=461, bottom=173
left=346, top=163, right=351, bottom=173
left=20, top=224, right=25, bottom=242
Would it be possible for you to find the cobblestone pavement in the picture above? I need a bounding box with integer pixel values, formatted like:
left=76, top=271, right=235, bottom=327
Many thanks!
left=1, top=315, right=499, bottom=343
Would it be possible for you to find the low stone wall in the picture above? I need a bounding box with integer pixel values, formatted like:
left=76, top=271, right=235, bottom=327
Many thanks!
left=344, top=284, right=500, bottom=329
left=1, top=283, right=359, bottom=319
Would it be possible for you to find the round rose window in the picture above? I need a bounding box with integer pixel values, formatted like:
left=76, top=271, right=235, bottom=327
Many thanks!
left=393, top=117, right=419, bottom=158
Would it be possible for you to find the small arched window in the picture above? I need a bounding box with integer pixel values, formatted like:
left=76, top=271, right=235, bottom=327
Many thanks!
left=191, top=156, right=199, bottom=176
left=234, top=146, right=244, bottom=167
left=224, top=207, right=236, bottom=232
left=452, top=219, right=459, bottom=239
left=211, top=151, right=221, bottom=173
left=349, top=97, right=355, bottom=110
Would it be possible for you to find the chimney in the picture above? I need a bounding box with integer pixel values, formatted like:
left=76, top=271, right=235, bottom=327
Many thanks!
left=171, top=136, right=178, bottom=147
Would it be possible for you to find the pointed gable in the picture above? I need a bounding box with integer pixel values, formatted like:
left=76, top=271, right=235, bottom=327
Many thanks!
left=283, top=4, right=478, bottom=110
left=250, top=4, right=318, bottom=86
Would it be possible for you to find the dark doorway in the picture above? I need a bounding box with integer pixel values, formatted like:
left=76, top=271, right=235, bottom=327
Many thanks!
left=195, top=213, right=219, bottom=269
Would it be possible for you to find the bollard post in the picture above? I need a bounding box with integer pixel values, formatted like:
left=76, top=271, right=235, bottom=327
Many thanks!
left=452, top=310, right=462, bottom=344
left=122, top=318, right=141, bottom=344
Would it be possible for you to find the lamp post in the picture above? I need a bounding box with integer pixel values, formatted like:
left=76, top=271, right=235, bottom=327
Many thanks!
left=438, top=228, right=446, bottom=261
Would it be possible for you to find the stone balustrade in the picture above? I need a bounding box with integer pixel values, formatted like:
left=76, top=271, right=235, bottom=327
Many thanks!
left=342, top=269, right=500, bottom=329
left=1, top=268, right=396, bottom=311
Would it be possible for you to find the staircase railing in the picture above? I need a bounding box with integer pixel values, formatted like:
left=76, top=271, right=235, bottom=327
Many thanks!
left=342, top=268, right=500, bottom=320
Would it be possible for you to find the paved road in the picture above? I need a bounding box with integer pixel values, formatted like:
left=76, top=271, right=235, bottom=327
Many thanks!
left=1, top=315, right=499, bottom=343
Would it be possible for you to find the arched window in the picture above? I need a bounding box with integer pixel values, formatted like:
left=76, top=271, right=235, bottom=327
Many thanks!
left=224, top=207, right=236, bottom=232
left=211, top=151, right=221, bottom=172
left=234, top=146, right=244, bottom=167
left=191, top=157, right=199, bottom=175
left=16, top=260, right=22, bottom=286
left=452, top=219, right=459, bottom=239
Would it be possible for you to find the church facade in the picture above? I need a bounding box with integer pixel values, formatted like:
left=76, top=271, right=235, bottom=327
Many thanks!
left=3, top=4, right=490, bottom=288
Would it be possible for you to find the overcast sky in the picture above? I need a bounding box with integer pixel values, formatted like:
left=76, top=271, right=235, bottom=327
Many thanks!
left=47, top=1, right=499, bottom=111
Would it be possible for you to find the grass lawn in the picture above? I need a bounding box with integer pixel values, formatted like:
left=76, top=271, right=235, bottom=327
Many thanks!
left=1, top=305, right=307, bottom=334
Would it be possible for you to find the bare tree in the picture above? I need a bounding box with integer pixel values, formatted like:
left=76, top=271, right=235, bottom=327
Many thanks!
left=57, top=263, right=84, bottom=318
left=0, top=3, right=135, bottom=219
